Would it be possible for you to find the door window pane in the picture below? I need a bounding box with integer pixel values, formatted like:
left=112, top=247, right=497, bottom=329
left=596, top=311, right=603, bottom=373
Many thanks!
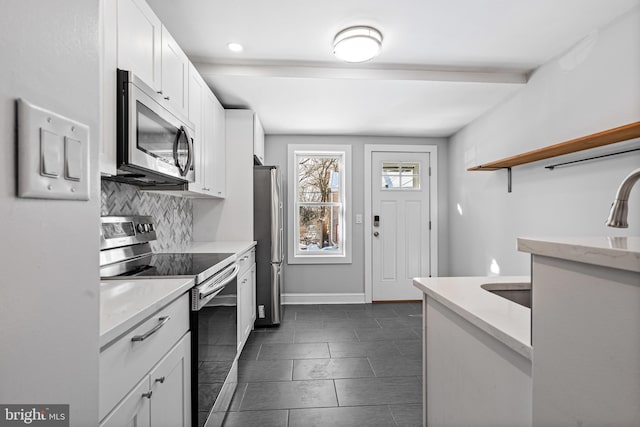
left=382, top=162, right=420, bottom=189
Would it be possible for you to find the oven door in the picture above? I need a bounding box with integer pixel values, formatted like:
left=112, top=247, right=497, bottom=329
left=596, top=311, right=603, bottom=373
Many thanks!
left=117, top=69, right=195, bottom=184
left=191, top=265, right=239, bottom=427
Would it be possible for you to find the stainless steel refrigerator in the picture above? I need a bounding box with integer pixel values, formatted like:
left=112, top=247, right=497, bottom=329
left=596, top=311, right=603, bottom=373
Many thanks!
left=253, top=165, right=283, bottom=326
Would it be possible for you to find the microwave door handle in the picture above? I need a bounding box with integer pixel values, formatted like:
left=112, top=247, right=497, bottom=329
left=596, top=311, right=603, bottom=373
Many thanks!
left=182, top=125, right=194, bottom=176
left=173, top=125, right=193, bottom=177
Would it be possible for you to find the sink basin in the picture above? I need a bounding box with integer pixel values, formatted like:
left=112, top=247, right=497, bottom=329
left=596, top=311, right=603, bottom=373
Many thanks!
left=481, top=282, right=532, bottom=309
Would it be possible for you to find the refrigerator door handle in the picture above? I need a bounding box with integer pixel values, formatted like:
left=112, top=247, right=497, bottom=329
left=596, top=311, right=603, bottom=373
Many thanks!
left=271, top=167, right=283, bottom=263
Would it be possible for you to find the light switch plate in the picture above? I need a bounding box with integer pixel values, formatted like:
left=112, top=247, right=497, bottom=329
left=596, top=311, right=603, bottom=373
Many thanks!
left=17, top=99, right=90, bottom=200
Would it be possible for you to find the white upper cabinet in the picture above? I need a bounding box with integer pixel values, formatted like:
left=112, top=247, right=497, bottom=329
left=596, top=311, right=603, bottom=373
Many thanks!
left=101, top=0, right=165, bottom=176
left=253, top=115, right=265, bottom=165
left=188, top=64, right=206, bottom=190
left=160, top=26, right=189, bottom=118
left=101, top=0, right=222, bottom=178
left=175, top=63, right=226, bottom=198
left=100, top=0, right=118, bottom=176
left=116, top=0, right=162, bottom=92
left=205, top=89, right=226, bottom=198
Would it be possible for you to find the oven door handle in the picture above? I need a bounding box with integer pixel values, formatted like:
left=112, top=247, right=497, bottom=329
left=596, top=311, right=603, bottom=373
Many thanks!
left=200, top=264, right=240, bottom=300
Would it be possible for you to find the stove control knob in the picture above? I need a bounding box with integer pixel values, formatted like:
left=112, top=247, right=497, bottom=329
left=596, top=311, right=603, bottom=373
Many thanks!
left=148, top=224, right=154, bottom=232
left=137, top=224, right=145, bottom=233
left=144, top=224, right=151, bottom=232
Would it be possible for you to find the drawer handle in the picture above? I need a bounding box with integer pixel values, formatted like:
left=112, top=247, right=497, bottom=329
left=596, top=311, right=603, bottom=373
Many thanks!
left=142, top=391, right=153, bottom=399
left=155, top=376, right=166, bottom=384
left=131, top=316, right=171, bottom=342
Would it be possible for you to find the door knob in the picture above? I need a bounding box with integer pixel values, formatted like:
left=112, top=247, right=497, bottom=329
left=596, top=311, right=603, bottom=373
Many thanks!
left=373, top=231, right=379, bottom=237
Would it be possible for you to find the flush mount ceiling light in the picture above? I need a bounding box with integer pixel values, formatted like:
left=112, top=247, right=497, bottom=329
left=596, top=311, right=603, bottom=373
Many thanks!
left=227, top=42, right=244, bottom=52
left=333, top=26, right=383, bottom=63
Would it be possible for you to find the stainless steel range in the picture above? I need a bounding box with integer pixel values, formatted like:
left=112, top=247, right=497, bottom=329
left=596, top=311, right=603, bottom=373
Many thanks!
left=100, top=215, right=239, bottom=427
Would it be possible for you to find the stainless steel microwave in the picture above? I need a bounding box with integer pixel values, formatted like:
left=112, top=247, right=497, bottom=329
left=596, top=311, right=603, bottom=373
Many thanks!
left=113, top=69, right=195, bottom=188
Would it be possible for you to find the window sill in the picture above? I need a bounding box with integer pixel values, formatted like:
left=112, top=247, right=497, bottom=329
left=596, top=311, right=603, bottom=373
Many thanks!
left=288, top=254, right=352, bottom=265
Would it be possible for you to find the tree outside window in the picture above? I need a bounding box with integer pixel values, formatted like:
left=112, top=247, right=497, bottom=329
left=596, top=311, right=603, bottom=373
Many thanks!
left=297, top=156, right=341, bottom=252
left=288, top=145, right=351, bottom=264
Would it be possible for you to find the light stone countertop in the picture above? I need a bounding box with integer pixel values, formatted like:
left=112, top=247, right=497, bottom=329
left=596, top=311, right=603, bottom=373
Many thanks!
left=413, top=275, right=532, bottom=359
left=518, top=236, right=640, bottom=273
left=181, top=240, right=256, bottom=255
left=100, top=277, right=194, bottom=349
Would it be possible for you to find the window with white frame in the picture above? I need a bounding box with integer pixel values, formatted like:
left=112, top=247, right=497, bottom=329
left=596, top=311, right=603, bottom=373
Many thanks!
left=287, top=145, right=351, bottom=264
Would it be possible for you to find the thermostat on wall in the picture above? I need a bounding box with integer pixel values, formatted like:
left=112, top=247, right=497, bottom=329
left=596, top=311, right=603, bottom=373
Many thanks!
left=17, top=99, right=90, bottom=200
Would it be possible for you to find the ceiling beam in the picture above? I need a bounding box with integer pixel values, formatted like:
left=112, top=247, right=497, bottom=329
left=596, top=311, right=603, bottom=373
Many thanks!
left=194, top=61, right=529, bottom=84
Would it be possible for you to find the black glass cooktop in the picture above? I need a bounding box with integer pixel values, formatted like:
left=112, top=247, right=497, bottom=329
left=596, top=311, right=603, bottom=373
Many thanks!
left=101, top=252, right=235, bottom=282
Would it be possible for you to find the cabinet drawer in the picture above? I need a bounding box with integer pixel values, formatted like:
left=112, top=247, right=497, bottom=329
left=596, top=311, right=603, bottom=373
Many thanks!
left=237, top=248, right=255, bottom=276
left=100, top=293, right=190, bottom=421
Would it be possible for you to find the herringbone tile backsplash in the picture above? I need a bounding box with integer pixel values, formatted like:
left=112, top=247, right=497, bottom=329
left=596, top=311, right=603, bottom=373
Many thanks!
left=101, top=180, right=192, bottom=251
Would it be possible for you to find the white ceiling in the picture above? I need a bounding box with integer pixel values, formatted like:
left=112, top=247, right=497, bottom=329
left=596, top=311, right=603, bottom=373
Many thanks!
left=147, top=0, right=639, bottom=137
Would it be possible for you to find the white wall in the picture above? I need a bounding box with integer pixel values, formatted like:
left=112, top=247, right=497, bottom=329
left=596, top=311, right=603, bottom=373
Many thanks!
left=448, top=8, right=640, bottom=276
left=0, top=1, right=100, bottom=424
left=265, top=135, right=449, bottom=296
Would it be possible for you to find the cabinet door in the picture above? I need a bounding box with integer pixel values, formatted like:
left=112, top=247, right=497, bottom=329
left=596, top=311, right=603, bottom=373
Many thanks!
left=238, top=269, right=254, bottom=349
left=117, top=0, right=162, bottom=91
left=188, top=64, right=206, bottom=193
left=149, top=333, right=191, bottom=427
left=253, top=114, right=265, bottom=165
left=205, top=90, right=226, bottom=198
left=161, top=26, right=189, bottom=117
left=250, top=264, right=256, bottom=324
left=100, top=377, right=151, bottom=427
left=100, top=0, right=118, bottom=176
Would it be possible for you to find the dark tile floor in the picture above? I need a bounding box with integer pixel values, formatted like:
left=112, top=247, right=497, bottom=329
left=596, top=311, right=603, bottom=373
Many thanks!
left=221, top=302, right=423, bottom=427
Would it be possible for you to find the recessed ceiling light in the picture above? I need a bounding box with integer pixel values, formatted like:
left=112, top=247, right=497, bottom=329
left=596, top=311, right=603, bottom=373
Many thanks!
left=227, top=42, right=243, bottom=52
left=333, top=26, right=383, bottom=63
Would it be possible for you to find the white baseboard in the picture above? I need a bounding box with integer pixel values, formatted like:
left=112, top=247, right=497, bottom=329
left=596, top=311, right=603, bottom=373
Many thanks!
left=282, top=293, right=366, bottom=305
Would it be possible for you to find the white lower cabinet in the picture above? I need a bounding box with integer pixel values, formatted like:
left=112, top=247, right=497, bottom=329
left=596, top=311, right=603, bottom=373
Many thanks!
left=150, top=333, right=191, bottom=427
left=100, top=377, right=151, bottom=427
left=237, top=248, right=256, bottom=352
left=101, top=333, right=190, bottom=427
left=100, top=294, right=191, bottom=427
left=424, top=297, right=532, bottom=426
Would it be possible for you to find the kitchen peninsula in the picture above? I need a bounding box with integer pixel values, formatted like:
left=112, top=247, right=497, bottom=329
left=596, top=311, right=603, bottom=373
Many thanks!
left=414, top=236, right=640, bottom=427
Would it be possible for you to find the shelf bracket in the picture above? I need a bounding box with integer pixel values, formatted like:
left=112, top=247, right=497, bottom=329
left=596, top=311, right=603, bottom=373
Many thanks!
left=507, top=167, right=512, bottom=193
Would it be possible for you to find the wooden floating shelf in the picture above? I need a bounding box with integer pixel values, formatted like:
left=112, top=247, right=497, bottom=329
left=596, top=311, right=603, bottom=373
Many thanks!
left=467, top=121, right=640, bottom=172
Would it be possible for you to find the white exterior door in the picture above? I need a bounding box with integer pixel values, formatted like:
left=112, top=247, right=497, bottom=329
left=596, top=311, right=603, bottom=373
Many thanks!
left=371, top=151, right=431, bottom=300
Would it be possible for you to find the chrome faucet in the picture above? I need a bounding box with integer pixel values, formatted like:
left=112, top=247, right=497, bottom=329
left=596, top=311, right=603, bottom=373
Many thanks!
left=606, top=167, right=640, bottom=228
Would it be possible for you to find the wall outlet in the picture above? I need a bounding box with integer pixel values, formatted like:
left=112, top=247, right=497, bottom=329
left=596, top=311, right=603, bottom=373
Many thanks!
left=258, top=305, right=265, bottom=318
